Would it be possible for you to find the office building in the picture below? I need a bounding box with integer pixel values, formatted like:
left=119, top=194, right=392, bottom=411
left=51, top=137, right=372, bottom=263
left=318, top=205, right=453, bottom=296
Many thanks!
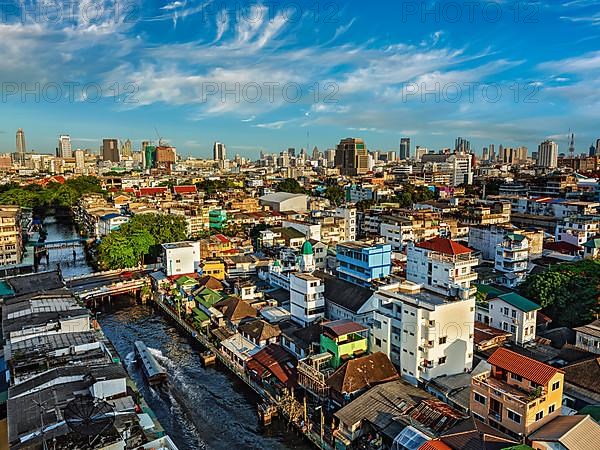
left=489, top=144, right=496, bottom=162
left=121, top=139, right=133, bottom=158
left=415, top=146, right=428, bottom=162
left=74, top=149, right=85, bottom=172
left=15, top=129, right=26, bottom=165
left=102, top=138, right=120, bottom=162
left=537, top=140, right=559, bottom=168
left=57, top=135, right=72, bottom=158
left=399, top=138, right=410, bottom=160
left=336, top=241, right=392, bottom=287
left=213, top=142, right=227, bottom=161
left=482, top=147, right=489, bottom=162
left=335, top=138, right=369, bottom=176
left=455, top=137, right=471, bottom=153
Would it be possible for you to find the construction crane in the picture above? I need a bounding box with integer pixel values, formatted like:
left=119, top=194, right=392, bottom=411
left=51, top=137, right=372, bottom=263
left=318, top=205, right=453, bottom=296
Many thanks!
left=154, top=127, right=167, bottom=147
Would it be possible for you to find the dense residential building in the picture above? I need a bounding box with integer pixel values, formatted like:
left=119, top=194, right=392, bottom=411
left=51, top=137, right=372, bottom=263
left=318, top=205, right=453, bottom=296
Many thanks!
left=494, top=233, right=530, bottom=287
left=477, top=293, right=540, bottom=346
left=371, top=283, right=475, bottom=385
left=406, top=238, right=478, bottom=300
left=471, top=348, right=564, bottom=439
left=573, top=319, right=600, bottom=354
left=336, top=241, right=392, bottom=287
left=0, top=206, right=23, bottom=268
left=555, top=215, right=600, bottom=246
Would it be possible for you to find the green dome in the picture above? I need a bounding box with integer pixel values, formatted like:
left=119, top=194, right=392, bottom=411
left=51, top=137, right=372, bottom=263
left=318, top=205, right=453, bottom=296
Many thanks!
left=301, top=240, right=313, bottom=255
left=273, top=259, right=281, bottom=267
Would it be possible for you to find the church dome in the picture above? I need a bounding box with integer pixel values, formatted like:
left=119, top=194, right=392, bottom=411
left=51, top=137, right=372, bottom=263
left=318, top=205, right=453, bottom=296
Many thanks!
left=301, top=240, right=314, bottom=255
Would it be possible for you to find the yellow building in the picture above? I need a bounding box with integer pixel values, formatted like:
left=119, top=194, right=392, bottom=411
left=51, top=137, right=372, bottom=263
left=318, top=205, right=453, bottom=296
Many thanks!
left=471, top=347, right=564, bottom=439
left=201, top=259, right=226, bottom=280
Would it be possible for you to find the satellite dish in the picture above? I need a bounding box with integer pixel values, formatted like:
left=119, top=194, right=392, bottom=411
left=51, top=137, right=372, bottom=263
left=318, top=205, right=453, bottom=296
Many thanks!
left=64, top=397, right=115, bottom=437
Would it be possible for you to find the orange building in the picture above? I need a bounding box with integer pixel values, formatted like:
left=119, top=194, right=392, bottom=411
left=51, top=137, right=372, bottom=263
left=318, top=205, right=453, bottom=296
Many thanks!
left=470, top=347, right=564, bottom=440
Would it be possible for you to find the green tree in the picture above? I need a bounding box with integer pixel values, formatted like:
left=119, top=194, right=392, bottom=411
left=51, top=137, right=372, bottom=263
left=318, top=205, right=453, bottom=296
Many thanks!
left=519, top=259, right=600, bottom=327
left=120, top=213, right=187, bottom=256
left=324, top=185, right=345, bottom=206
left=276, top=178, right=305, bottom=194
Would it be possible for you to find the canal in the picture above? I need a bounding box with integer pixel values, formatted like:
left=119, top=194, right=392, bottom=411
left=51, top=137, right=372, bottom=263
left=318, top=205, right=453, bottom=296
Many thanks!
left=42, top=217, right=312, bottom=450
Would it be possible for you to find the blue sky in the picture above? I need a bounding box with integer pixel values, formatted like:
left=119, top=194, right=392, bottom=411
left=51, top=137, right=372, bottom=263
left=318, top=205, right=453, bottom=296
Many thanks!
left=1, top=0, right=600, bottom=159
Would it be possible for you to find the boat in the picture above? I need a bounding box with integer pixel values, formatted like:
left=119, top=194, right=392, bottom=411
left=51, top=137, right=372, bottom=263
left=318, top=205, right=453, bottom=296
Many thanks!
left=200, top=350, right=216, bottom=366
left=134, top=341, right=167, bottom=385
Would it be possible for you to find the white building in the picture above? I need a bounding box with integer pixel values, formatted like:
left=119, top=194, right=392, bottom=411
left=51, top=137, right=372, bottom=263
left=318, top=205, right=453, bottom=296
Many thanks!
left=289, top=272, right=325, bottom=326
left=58, top=135, right=72, bottom=158
left=259, top=192, right=308, bottom=212
left=380, top=215, right=414, bottom=251
left=494, top=233, right=529, bottom=288
left=448, top=153, right=473, bottom=186
left=162, top=241, right=201, bottom=276
left=478, top=293, right=540, bottom=346
left=556, top=215, right=600, bottom=247
left=573, top=320, right=600, bottom=354
left=282, top=220, right=322, bottom=241
left=98, top=213, right=130, bottom=237
left=371, top=284, right=475, bottom=386
left=537, top=140, right=558, bottom=168
left=335, top=207, right=357, bottom=241
left=406, top=238, right=478, bottom=300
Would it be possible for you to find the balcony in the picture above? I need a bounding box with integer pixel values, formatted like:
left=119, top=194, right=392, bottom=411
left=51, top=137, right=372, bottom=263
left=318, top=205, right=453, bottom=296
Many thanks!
left=488, top=411, right=502, bottom=423
left=473, top=376, right=542, bottom=407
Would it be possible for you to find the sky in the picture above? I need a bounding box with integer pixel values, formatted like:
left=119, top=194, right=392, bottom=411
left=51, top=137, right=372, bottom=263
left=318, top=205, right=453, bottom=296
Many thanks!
left=1, top=0, right=600, bottom=159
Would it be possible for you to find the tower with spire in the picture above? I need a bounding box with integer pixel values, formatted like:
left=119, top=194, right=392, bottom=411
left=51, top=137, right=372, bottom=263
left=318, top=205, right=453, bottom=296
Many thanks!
left=299, top=241, right=315, bottom=273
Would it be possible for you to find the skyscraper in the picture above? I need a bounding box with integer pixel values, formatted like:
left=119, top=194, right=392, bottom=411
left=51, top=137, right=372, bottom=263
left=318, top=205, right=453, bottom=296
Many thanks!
left=102, top=138, right=120, bottom=162
left=482, top=147, right=489, bottom=162
left=15, top=129, right=26, bottom=164
left=399, top=137, right=410, bottom=160
left=121, top=139, right=133, bottom=158
left=335, top=137, right=369, bottom=176
left=537, top=140, right=559, bottom=168
left=489, top=144, right=496, bottom=162
left=455, top=137, right=471, bottom=154
left=596, top=139, right=600, bottom=156
left=213, top=142, right=226, bottom=161
left=57, top=135, right=72, bottom=158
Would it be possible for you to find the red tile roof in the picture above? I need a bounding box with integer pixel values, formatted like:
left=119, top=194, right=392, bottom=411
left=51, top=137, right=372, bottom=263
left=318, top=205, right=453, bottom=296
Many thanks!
left=416, top=237, right=472, bottom=255
left=487, top=347, right=563, bottom=386
left=213, top=234, right=230, bottom=244
left=173, top=185, right=197, bottom=194
left=419, top=440, right=452, bottom=450
left=138, top=187, right=168, bottom=197
left=543, top=241, right=583, bottom=254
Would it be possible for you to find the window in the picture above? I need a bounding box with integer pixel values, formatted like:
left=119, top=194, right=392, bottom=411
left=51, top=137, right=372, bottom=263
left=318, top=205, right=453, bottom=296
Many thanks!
left=548, top=404, right=556, bottom=414
left=535, top=411, right=544, bottom=421
left=439, top=336, right=447, bottom=345
left=511, top=373, right=523, bottom=382
left=473, top=393, right=486, bottom=405
left=552, top=381, right=560, bottom=391
left=507, top=410, right=521, bottom=424
left=375, top=338, right=382, bottom=347
left=438, top=356, right=446, bottom=365
left=512, top=309, right=517, bottom=318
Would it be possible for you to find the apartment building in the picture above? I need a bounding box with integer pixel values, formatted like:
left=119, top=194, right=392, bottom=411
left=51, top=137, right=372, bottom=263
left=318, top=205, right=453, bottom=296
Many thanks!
left=469, top=225, right=544, bottom=260
left=494, top=233, right=529, bottom=288
left=406, top=238, right=478, bottom=300
left=471, top=348, right=564, bottom=439
left=478, top=293, right=540, bottom=346
left=289, top=272, right=326, bottom=326
left=0, top=206, right=23, bottom=267
left=162, top=241, right=201, bottom=276
left=371, top=283, right=475, bottom=386
left=555, top=215, right=600, bottom=247
left=573, top=319, right=600, bottom=354
left=336, top=242, right=392, bottom=287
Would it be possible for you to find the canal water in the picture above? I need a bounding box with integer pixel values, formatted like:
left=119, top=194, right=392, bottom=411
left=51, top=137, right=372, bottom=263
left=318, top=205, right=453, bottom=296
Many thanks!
left=42, top=217, right=312, bottom=450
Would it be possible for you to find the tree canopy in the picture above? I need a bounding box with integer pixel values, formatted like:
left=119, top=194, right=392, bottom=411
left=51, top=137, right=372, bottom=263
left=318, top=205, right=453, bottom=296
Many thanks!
left=96, top=213, right=188, bottom=270
left=519, top=259, right=600, bottom=328
left=324, top=184, right=345, bottom=206
left=0, top=176, right=103, bottom=209
left=276, top=178, right=305, bottom=194
left=394, top=184, right=436, bottom=208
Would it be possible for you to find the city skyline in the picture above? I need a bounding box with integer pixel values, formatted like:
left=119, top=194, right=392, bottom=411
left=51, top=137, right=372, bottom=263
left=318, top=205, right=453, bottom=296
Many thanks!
left=1, top=1, right=600, bottom=157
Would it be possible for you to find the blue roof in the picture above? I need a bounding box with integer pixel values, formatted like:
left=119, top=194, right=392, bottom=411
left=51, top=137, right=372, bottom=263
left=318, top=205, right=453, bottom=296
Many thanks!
left=100, top=213, right=125, bottom=220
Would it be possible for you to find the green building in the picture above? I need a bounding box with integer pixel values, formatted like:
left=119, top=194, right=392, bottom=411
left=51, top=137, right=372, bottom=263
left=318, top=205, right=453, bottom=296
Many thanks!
left=320, top=319, right=368, bottom=369
left=209, top=209, right=227, bottom=230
